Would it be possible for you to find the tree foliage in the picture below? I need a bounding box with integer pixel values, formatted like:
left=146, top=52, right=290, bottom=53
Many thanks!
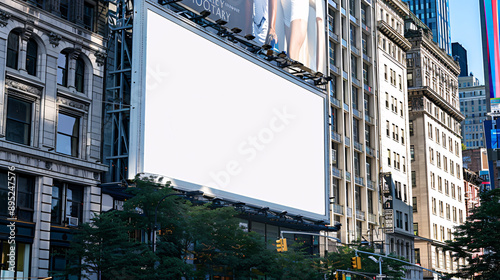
left=444, top=188, right=500, bottom=279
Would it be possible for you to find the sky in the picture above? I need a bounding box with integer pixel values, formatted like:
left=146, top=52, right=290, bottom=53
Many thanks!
left=449, top=0, right=485, bottom=84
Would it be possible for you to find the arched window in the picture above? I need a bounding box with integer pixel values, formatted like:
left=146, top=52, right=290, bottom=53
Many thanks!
left=75, top=57, right=85, bottom=93
left=6, top=31, right=20, bottom=69
left=26, top=38, right=38, bottom=76
left=57, top=52, right=69, bottom=86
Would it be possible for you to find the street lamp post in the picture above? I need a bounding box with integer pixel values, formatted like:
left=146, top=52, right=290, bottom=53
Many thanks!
left=152, top=190, right=203, bottom=252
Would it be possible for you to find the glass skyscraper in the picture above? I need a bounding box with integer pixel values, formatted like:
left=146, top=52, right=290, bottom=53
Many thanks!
left=403, top=0, right=452, bottom=55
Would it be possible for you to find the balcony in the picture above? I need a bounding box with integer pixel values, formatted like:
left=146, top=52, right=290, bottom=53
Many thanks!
left=366, top=180, right=376, bottom=191
left=345, top=136, right=350, bottom=147
left=328, top=0, right=337, bottom=9
left=366, top=146, right=376, bottom=157
left=341, top=7, right=346, bottom=16
left=347, top=207, right=353, bottom=218
left=354, top=141, right=363, bottom=152
left=353, top=108, right=362, bottom=118
left=364, top=84, right=372, bottom=93
left=331, top=96, right=341, bottom=108
left=352, top=77, right=361, bottom=87
left=364, top=114, right=374, bottom=124
left=355, top=175, right=364, bottom=186
left=345, top=171, right=351, bottom=181
left=331, top=131, right=342, bottom=142
left=332, top=166, right=343, bottom=179
left=343, top=102, right=349, bottom=111
left=356, top=210, right=365, bottom=221
left=351, top=45, right=360, bottom=56
left=330, top=64, right=340, bottom=75
left=349, top=14, right=358, bottom=25
left=368, top=213, right=377, bottom=224
left=332, top=204, right=344, bottom=215
left=362, top=23, right=370, bottom=33
left=342, top=38, right=347, bottom=48
left=329, top=30, right=339, bottom=42
left=363, top=53, right=371, bottom=63
left=343, top=71, right=348, bottom=79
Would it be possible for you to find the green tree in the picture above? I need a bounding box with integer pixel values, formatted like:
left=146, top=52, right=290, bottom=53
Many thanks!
left=59, top=210, right=156, bottom=280
left=444, top=188, right=500, bottom=279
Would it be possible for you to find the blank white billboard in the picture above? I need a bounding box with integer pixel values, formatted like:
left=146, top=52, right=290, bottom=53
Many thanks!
left=130, top=4, right=329, bottom=221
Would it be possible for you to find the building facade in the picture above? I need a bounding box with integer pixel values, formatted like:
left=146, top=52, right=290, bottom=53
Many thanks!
left=375, top=1, right=419, bottom=279
left=405, top=16, right=466, bottom=279
left=403, top=0, right=452, bottom=55
left=0, top=1, right=108, bottom=278
left=458, top=75, right=487, bottom=149
left=327, top=0, right=382, bottom=247
left=451, top=42, right=468, bottom=77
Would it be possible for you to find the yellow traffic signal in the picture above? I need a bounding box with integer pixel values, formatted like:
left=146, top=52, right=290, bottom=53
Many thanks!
left=276, top=238, right=288, bottom=252
left=351, top=256, right=361, bottom=269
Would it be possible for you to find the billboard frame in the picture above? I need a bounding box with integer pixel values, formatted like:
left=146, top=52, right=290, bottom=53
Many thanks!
left=129, top=0, right=331, bottom=223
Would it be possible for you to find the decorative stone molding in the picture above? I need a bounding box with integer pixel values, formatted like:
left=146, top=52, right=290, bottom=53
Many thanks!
left=95, top=51, right=107, bottom=67
left=56, top=96, right=89, bottom=111
left=48, top=32, right=62, bottom=47
left=5, top=78, right=43, bottom=96
left=22, top=19, right=35, bottom=41
left=71, top=44, right=82, bottom=59
left=0, top=10, right=11, bottom=27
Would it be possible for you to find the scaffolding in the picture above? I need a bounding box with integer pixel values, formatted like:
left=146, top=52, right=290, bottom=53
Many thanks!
left=103, top=0, right=134, bottom=182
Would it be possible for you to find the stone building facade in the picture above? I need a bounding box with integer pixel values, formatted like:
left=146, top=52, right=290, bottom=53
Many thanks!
left=0, top=0, right=107, bottom=278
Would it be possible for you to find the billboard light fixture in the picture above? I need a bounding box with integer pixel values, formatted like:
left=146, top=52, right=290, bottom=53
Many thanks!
left=231, top=27, right=242, bottom=34
left=244, top=34, right=255, bottom=40
left=216, top=19, right=227, bottom=26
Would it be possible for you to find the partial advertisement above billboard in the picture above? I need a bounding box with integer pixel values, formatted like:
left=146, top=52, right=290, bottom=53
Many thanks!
left=129, top=2, right=329, bottom=222
left=179, top=0, right=326, bottom=73
left=480, top=0, right=500, bottom=112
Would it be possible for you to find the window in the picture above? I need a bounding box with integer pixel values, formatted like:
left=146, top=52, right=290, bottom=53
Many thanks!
left=402, top=157, right=406, bottom=173
left=75, top=57, right=85, bottom=93
left=410, top=145, right=415, bottom=161
left=401, top=129, right=405, bottom=144
left=26, top=38, right=38, bottom=76
left=451, top=184, right=456, bottom=199
left=411, top=171, right=416, bottom=188
left=51, top=181, right=84, bottom=225
left=56, top=112, right=80, bottom=157
left=6, top=31, right=20, bottom=69
left=429, top=148, right=434, bottom=163
left=438, top=176, right=442, bottom=192
left=431, top=172, right=435, bottom=189
left=439, top=201, right=444, bottom=217
left=409, top=121, right=414, bottom=136
left=459, top=209, right=463, bottom=223
left=432, top=197, right=436, bottom=214
left=57, top=52, right=69, bottom=87
left=433, top=223, right=438, bottom=239
left=405, top=213, right=409, bottom=231
left=84, top=2, right=95, bottom=31
left=384, top=64, right=388, bottom=80
left=0, top=170, right=35, bottom=222
left=60, top=0, right=69, bottom=20
left=446, top=204, right=450, bottom=220
left=458, top=186, right=462, bottom=201
left=428, top=123, right=433, bottom=139
left=453, top=207, right=457, bottom=222
left=445, top=180, right=449, bottom=195
left=385, top=92, right=389, bottom=108
left=413, top=197, right=417, bottom=212
left=388, top=149, right=391, bottom=166
left=436, top=128, right=440, bottom=143
left=6, top=96, right=32, bottom=145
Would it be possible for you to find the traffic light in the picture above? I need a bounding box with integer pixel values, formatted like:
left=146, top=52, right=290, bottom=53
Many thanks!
left=276, top=238, right=288, bottom=252
left=335, top=271, right=345, bottom=280
left=351, top=256, right=361, bottom=269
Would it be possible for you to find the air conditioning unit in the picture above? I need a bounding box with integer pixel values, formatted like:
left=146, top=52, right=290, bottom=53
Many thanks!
left=67, top=216, right=79, bottom=227
left=332, top=150, right=337, bottom=164
left=114, top=200, right=124, bottom=211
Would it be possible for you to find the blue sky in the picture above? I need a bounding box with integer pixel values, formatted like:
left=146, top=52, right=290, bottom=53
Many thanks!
left=449, top=0, right=485, bottom=84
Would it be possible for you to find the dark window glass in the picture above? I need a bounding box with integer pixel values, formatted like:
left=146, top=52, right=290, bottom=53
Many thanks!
left=51, top=182, right=63, bottom=224
left=56, top=113, right=79, bottom=157
left=60, top=0, right=69, bottom=20
left=26, top=38, right=38, bottom=76
left=7, top=31, right=20, bottom=69
left=0, top=170, right=34, bottom=222
left=6, top=97, right=32, bottom=145
left=75, top=58, right=85, bottom=93
left=67, top=185, right=83, bottom=223
left=83, top=2, right=94, bottom=31
left=57, top=53, right=68, bottom=86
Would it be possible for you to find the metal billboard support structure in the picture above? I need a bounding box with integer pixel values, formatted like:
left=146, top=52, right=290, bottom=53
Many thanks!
left=104, top=0, right=134, bottom=182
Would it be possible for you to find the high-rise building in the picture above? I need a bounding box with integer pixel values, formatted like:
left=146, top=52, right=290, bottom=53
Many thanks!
left=459, top=75, right=487, bottom=149
left=405, top=15, right=466, bottom=279
left=0, top=1, right=108, bottom=278
left=327, top=0, right=381, bottom=247
left=375, top=1, right=419, bottom=279
left=451, top=42, right=468, bottom=77
left=403, top=0, right=452, bottom=55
